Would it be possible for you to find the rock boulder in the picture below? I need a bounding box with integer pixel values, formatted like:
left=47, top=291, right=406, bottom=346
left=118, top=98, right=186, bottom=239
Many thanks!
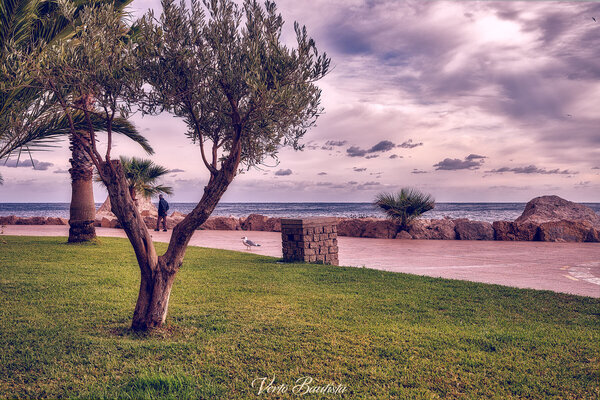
left=395, top=230, right=412, bottom=240
left=201, top=216, right=240, bottom=230
left=516, top=195, right=600, bottom=228
left=337, top=218, right=368, bottom=237
left=537, top=220, right=599, bottom=243
left=455, top=220, right=494, bottom=240
left=492, top=221, right=540, bottom=241
left=241, top=214, right=269, bottom=231
left=362, top=219, right=397, bottom=239
left=409, top=219, right=456, bottom=240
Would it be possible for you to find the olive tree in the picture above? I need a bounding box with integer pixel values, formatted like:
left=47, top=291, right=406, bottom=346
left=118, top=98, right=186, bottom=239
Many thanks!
left=127, top=0, right=329, bottom=330
left=25, top=0, right=329, bottom=331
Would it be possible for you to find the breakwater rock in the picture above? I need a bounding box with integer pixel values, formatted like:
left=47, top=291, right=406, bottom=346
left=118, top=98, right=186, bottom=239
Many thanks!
left=2, top=196, right=597, bottom=242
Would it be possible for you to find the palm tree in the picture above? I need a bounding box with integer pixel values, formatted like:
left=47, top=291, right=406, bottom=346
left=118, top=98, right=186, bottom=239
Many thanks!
left=120, top=156, right=173, bottom=202
left=0, top=0, right=151, bottom=243
left=96, top=157, right=172, bottom=215
left=374, top=188, right=435, bottom=231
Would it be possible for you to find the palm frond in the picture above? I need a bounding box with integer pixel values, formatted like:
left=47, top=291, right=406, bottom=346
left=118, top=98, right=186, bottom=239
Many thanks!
left=0, top=106, right=152, bottom=160
left=116, top=156, right=172, bottom=199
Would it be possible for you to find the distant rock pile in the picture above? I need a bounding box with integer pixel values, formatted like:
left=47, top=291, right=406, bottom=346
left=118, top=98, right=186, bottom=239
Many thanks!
left=1, top=195, right=597, bottom=243
left=493, top=195, right=599, bottom=242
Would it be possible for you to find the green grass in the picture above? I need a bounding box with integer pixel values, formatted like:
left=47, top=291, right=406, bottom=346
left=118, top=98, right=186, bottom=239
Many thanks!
left=0, top=236, right=598, bottom=399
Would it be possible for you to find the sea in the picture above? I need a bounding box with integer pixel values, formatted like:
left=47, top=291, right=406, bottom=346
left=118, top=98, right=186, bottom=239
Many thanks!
left=1, top=202, right=600, bottom=223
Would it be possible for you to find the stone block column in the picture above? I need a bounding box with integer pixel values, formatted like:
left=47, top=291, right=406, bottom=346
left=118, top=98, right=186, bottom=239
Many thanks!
left=281, top=217, right=339, bottom=265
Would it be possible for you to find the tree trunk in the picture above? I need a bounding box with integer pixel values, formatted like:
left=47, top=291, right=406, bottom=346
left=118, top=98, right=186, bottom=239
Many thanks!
left=97, top=156, right=238, bottom=331
left=131, top=261, right=176, bottom=330
left=68, top=132, right=96, bottom=242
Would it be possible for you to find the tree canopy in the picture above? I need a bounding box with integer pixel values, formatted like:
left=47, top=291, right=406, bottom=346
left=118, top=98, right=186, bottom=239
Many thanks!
left=136, top=0, right=330, bottom=173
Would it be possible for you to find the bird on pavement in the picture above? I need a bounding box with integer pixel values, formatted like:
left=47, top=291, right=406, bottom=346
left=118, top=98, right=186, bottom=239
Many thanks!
left=242, top=236, right=261, bottom=250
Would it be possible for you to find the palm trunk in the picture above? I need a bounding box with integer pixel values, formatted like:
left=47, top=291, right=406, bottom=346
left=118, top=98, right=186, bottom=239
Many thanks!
left=68, top=132, right=96, bottom=242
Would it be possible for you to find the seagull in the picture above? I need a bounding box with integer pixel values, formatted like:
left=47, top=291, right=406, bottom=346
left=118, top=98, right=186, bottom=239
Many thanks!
left=241, top=236, right=261, bottom=250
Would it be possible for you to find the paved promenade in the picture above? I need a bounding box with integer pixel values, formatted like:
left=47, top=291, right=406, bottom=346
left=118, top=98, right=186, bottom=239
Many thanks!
left=3, top=225, right=599, bottom=298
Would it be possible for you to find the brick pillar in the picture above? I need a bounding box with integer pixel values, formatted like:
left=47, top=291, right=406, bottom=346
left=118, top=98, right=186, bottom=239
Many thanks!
left=281, top=217, right=339, bottom=265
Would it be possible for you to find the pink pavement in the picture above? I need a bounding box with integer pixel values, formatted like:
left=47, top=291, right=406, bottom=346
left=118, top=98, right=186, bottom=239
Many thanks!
left=3, top=225, right=599, bottom=298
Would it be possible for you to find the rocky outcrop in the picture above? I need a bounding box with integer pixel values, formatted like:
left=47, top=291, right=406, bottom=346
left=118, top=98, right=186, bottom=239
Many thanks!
left=455, top=220, right=495, bottom=240
left=499, top=195, right=600, bottom=242
left=0, top=215, right=17, bottom=225
left=201, top=216, right=240, bottom=231
left=264, top=217, right=281, bottom=232
left=4, top=195, right=597, bottom=243
left=241, top=214, right=269, bottom=231
left=363, top=219, right=397, bottom=239
left=409, top=218, right=457, bottom=240
left=492, top=221, right=540, bottom=241
left=0, top=216, right=68, bottom=225
left=537, top=220, right=599, bottom=243
left=337, top=218, right=368, bottom=237
left=395, top=230, right=412, bottom=240
left=516, top=195, right=600, bottom=227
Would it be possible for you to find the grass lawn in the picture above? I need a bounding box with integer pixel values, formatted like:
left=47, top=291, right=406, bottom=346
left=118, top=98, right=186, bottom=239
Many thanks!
left=0, top=236, right=598, bottom=399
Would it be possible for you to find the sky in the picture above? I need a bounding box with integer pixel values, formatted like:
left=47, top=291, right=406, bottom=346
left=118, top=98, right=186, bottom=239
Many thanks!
left=1, top=0, right=599, bottom=203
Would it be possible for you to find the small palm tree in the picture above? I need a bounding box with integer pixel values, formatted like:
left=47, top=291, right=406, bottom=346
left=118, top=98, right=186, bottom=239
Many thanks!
left=374, top=188, right=435, bottom=231
left=119, top=156, right=173, bottom=201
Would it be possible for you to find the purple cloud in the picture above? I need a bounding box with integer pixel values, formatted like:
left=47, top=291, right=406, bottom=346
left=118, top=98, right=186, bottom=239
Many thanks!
left=3, top=158, right=54, bottom=171
left=368, top=140, right=395, bottom=153
left=325, top=140, right=347, bottom=147
left=487, top=165, right=577, bottom=175
left=346, top=146, right=368, bottom=157
left=397, top=139, right=423, bottom=149
left=465, top=154, right=486, bottom=161
left=275, top=169, right=293, bottom=176
left=434, top=156, right=484, bottom=170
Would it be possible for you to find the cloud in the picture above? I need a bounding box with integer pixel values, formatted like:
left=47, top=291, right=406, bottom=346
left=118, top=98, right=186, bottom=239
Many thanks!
left=489, top=185, right=531, bottom=191
left=574, top=181, right=591, bottom=188
left=592, top=167, right=600, bottom=170
left=346, top=146, right=368, bottom=157
left=412, top=169, right=428, bottom=174
left=325, top=140, right=347, bottom=147
left=274, top=169, right=293, bottom=176
left=433, top=155, right=484, bottom=170
left=347, top=140, right=397, bottom=157
left=170, top=168, right=185, bottom=173
left=356, top=181, right=382, bottom=190
left=365, top=154, right=379, bottom=159
left=368, top=140, right=395, bottom=153
left=353, top=167, right=367, bottom=172
left=389, top=154, right=402, bottom=159
left=397, top=139, right=423, bottom=149
left=487, top=165, right=577, bottom=175
left=2, top=158, right=54, bottom=171
left=318, top=172, right=328, bottom=175
left=53, top=169, right=69, bottom=174
left=465, top=154, right=486, bottom=161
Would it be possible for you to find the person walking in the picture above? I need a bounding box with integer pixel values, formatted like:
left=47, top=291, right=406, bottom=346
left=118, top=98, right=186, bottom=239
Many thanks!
left=155, top=194, right=169, bottom=232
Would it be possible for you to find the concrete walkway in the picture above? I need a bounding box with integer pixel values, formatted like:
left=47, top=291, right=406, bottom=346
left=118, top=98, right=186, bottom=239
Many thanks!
left=3, top=225, right=600, bottom=298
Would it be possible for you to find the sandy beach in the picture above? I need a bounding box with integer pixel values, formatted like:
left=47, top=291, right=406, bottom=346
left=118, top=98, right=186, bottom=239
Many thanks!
left=3, top=225, right=599, bottom=298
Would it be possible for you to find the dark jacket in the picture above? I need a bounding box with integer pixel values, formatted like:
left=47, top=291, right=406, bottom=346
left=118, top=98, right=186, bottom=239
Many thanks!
left=158, top=198, right=169, bottom=216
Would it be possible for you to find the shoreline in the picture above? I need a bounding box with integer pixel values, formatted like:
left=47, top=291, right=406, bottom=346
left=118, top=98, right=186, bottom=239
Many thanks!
left=2, top=212, right=599, bottom=242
